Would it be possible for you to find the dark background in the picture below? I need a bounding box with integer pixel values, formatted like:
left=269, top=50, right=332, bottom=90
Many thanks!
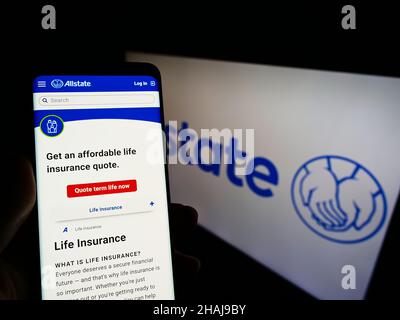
left=2, top=2, right=399, bottom=300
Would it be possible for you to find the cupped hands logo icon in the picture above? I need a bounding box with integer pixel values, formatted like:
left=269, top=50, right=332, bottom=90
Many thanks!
left=291, top=156, right=386, bottom=243
left=51, top=79, right=64, bottom=88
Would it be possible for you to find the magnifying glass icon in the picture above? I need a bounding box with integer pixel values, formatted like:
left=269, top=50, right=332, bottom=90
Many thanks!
left=41, top=97, right=48, bottom=103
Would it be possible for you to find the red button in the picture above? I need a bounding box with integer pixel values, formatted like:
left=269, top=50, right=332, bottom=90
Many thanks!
left=67, top=179, right=137, bottom=198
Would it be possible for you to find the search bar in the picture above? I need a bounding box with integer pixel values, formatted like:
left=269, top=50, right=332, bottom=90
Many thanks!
left=38, top=94, right=155, bottom=107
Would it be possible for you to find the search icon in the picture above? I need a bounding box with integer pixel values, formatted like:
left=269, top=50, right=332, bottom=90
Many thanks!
left=42, top=97, right=48, bottom=103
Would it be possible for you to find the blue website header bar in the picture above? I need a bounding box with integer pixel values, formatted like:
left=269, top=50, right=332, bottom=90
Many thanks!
left=33, top=76, right=159, bottom=92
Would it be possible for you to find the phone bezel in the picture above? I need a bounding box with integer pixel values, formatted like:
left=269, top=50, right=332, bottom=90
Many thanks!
left=31, top=62, right=176, bottom=300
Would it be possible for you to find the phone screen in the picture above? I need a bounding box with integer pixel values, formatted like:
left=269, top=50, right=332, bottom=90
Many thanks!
left=33, top=74, right=174, bottom=300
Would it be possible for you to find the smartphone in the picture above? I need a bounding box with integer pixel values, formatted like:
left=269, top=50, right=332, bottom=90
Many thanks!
left=32, top=64, right=175, bottom=300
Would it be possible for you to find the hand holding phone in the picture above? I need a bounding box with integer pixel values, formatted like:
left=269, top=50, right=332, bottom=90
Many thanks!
left=31, top=64, right=187, bottom=300
left=0, top=157, right=199, bottom=299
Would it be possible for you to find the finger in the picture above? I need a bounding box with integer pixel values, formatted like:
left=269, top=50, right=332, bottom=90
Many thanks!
left=0, top=157, right=36, bottom=254
left=328, top=199, right=347, bottom=226
left=169, top=203, right=198, bottom=244
left=301, top=185, right=330, bottom=226
left=322, top=201, right=342, bottom=227
left=172, top=249, right=201, bottom=299
left=173, top=250, right=201, bottom=275
left=316, top=201, right=336, bottom=227
left=308, top=201, right=331, bottom=227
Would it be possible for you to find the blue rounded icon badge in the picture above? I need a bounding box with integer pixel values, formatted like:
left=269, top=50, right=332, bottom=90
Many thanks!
left=291, top=155, right=386, bottom=244
left=51, top=79, right=64, bottom=88
left=40, top=115, right=64, bottom=137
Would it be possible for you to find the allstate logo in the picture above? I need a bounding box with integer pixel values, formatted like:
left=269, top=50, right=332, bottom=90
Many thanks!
left=51, top=79, right=64, bottom=88
left=291, top=155, right=386, bottom=243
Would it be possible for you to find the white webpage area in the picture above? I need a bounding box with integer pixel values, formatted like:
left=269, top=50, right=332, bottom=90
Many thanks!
left=34, top=90, right=174, bottom=300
